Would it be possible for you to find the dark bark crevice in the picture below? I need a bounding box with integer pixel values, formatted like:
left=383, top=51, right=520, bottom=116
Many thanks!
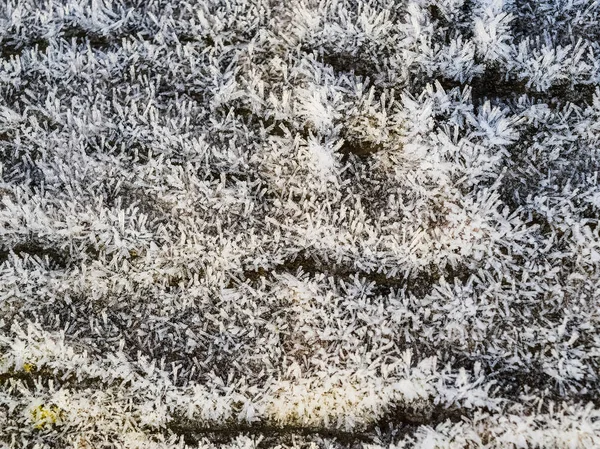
left=439, top=70, right=597, bottom=108
left=241, top=254, right=472, bottom=298
left=0, top=241, right=69, bottom=269
left=166, top=402, right=470, bottom=447
left=166, top=421, right=375, bottom=447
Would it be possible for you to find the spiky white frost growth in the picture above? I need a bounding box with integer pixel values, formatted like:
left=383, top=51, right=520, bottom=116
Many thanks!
left=1, top=0, right=600, bottom=447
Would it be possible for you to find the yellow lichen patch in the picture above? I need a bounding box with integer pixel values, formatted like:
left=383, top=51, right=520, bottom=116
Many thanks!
left=30, top=404, right=63, bottom=429
left=23, top=363, right=36, bottom=373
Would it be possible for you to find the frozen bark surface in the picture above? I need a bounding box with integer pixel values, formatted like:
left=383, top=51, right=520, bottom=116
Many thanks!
left=1, top=0, right=600, bottom=447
